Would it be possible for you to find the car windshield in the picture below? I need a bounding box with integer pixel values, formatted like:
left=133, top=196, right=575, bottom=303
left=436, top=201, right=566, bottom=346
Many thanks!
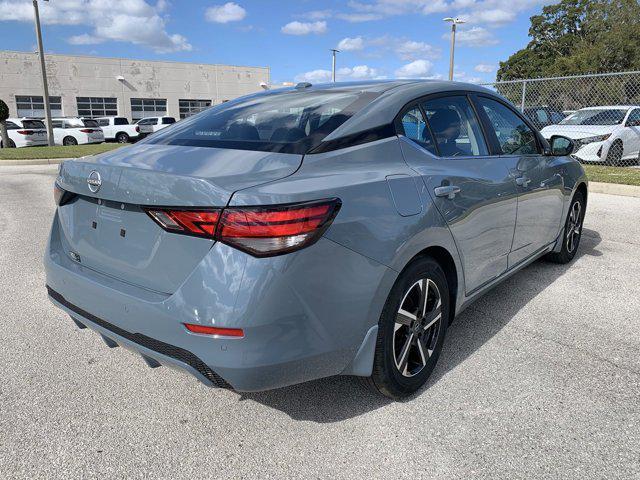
left=22, top=120, right=45, bottom=129
left=144, top=89, right=378, bottom=154
left=560, top=109, right=627, bottom=126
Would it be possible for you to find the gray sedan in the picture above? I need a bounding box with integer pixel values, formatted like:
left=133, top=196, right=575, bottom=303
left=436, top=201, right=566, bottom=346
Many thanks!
left=45, top=80, right=586, bottom=399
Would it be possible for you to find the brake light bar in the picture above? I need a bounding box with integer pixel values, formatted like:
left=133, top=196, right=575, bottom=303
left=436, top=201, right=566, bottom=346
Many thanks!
left=144, top=199, right=341, bottom=257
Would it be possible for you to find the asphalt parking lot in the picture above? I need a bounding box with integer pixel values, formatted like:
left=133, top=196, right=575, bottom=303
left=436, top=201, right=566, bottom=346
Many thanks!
left=1, top=165, right=638, bottom=479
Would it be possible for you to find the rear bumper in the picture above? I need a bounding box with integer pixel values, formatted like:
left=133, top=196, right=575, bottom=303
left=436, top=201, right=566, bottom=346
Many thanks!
left=44, top=211, right=394, bottom=391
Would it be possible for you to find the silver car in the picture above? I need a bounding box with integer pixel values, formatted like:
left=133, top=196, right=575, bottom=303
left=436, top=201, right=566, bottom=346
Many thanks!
left=45, top=81, right=587, bottom=399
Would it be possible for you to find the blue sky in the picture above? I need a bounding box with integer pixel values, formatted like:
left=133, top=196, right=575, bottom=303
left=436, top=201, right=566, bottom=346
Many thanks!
left=0, top=0, right=551, bottom=85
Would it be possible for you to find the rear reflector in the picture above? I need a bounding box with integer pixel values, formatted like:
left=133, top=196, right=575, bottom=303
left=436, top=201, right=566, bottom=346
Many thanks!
left=183, top=323, right=244, bottom=337
left=144, top=198, right=341, bottom=257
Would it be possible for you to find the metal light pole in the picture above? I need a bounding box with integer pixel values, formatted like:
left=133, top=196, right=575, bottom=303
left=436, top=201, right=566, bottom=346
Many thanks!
left=330, top=49, right=339, bottom=83
left=33, top=0, right=54, bottom=146
left=444, top=17, right=465, bottom=82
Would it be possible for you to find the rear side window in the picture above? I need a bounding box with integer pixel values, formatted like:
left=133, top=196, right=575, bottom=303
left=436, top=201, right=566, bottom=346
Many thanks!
left=421, top=96, right=488, bottom=157
left=398, top=107, right=437, bottom=155
left=144, top=90, right=378, bottom=154
left=21, top=120, right=45, bottom=129
left=5, top=121, right=19, bottom=130
left=162, top=117, right=176, bottom=125
left=114, top=117, right=129, bottom=125
left=478, top=97, right=539, bottom=155
left=98, top=119, right=109, bottom=126
left=52, top=120, right=63, bottom=128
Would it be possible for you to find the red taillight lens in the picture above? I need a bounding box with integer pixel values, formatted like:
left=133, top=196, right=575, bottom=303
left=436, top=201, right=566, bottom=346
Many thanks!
left=135, top=126, right=140, bottom=132
left=54, top=182, right=76, bottom=206
left=79, top=129, right=93, bottom=133
left=143, top=199, right=341, bottom=257
left=145, top=209, right=221, bottom=238
left=183, top=323, right=244, bottom=337
left=17, top=130, right=34, bottom=135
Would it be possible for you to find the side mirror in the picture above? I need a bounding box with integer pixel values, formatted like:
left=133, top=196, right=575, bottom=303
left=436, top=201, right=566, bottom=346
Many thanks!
left=549, top=135, right=574, bottom=156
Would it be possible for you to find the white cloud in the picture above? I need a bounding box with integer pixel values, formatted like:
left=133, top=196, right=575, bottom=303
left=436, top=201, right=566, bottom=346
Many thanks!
left=395, top=40, right=440, bottom=61
left=281, top=20, right=327, bottom=35
left=67, top=33, right=104, bottom=45
left=0, top=0, right=191, bottom=53
left=335, top=12, right=383, bottom=22
left=448, top=27, right=499, bottom=46
left=205, top=2, right=246, bottom=23
left=394, top=59, right=434, bottom=78
left=337, top=36, right=365, bottom=51
left=474, top=63, right=495, bottom=73
left=294, top=64, right=381, bottom=83
left=299, top=9, right=333, bottom=20
left=454, top=71, right=483, bottom=83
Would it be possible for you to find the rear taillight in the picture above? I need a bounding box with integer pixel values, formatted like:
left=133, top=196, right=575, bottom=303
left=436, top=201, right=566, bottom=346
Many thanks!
left=53, top=182, right=76, bottom=206
left=79, top=129, right=93, bottom=133
left=183, top=323, right=244, bottom=337
left=135, top=126, right=140, bottom=133
left=16, top=130, right=34, bottom=135
left=144, top=199, right=341, bottom=257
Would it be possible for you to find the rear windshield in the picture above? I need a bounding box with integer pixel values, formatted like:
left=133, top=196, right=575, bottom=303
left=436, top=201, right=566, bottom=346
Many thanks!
left=82, top=119, right=100, bottom=128
left=561, top=109, right=627, bottom=126
left=144, top=90, right=378, bottom=154
left=22, top=120, right=45, bottom=129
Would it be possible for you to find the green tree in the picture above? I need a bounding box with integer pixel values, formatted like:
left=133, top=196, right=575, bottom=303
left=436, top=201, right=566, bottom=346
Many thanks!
left=497, top=0, right=640, bottom=80
left=0, top=99, right=11, bottom=148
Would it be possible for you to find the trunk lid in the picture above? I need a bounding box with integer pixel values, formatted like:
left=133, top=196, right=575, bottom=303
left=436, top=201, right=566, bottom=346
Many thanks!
left=55, top=143, right=302, bottom=293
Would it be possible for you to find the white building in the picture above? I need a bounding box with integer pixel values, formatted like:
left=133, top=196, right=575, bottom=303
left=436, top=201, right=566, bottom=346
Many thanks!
left=0, top=50, right=270, bottom=120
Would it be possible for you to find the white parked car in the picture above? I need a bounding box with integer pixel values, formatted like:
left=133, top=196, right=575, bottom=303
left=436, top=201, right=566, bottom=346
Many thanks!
left=134, top=116, right=176, bottom=136
left=541, top=106, right=640, bottom=166
left=51, top=117, right=105, bottom=146
left=94, top=116, right=140, bottom=143
left=2, top=117, right=48, bottom=148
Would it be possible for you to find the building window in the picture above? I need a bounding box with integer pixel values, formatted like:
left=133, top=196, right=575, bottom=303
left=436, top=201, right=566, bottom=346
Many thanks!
left=16, top=95, right=62, bottom=118
left=76, top=97, right=117, bottom=117
left=179, top=99, right=212, bottom=119
left=130, top=98, right=167, bottom=120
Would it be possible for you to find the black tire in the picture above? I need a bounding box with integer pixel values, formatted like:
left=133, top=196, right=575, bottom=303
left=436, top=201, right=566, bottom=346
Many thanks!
left=605, top=140, right=623, bottom=166
left=366, top=256, right=450, bottom=399
left=63, top=136, right=78, bottom=146
left=1, top=139, right=16, bottom=148
left=115, top=132, right=129, bottom=143
left=546, top=190, right=586, bottom=264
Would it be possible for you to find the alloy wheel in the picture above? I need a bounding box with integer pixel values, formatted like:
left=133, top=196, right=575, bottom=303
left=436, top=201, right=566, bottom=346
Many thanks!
left=566, top=200, right=583, bottom=254
left=393, top=278, right=442, bottom=377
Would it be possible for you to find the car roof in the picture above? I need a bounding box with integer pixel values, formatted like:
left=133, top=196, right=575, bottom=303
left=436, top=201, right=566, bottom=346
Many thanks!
left=298, top=80, right=501, bottom=141
left=577, top=105, right=637, bottom=110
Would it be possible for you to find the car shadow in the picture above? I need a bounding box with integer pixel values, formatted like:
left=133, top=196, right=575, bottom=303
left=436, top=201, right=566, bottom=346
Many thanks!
left=236, top=229, right=603, bottom=423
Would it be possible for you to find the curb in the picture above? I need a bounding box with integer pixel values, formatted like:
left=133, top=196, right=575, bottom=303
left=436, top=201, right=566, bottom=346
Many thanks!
left=589, top=181, right=640, bottom=198
left=0, top=158, right=68, bottom=166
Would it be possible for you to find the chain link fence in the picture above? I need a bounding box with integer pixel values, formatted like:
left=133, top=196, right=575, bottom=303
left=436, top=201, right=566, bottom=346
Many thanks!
left=481, top=71, right=640, bottom=168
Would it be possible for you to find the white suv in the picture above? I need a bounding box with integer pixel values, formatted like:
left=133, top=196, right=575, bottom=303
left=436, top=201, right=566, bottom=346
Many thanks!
left=134, top=116, right=176, bottom=136
left=95, top=116, right=140, bottom=143
left=3, top=118, right=48, bottom=148
left=541, top=106, right=640, bottom=166
left=51, top=117, right=105, bottom=146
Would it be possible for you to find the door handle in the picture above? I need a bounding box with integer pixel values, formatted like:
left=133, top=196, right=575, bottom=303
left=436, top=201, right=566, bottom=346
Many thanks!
left=434, top=185, right=461, bottom=199
left=515, top=176, right=531, bottom=187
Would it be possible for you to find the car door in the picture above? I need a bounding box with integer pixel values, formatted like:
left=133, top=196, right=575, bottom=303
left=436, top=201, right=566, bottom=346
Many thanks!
left=624, top=108, right=640, bottom=156
left=474, top=95, right=565, bottom=267
left=398, top=93, right=519, bottom=294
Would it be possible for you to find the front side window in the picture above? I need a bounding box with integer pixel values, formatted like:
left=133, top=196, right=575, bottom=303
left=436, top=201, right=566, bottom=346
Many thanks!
left=478, top=97, right=539, bottom=155
left=398, top=106, right=436, bottom=155
left=114, top=117, right=129, bottom=125
left=421, top=96, right=488, bottom=157
left=52, top=120, right=63, bottom=128
left=144, top=90, right=378, bottom=154
left=626, top=109, right=640, bottom=126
